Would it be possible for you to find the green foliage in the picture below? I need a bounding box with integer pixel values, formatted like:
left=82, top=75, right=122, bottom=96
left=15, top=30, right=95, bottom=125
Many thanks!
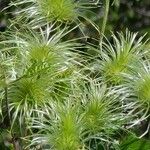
left=0, top=25, right=82, bottom=135
left=10, top=0, right=101, bottom=27
left=125, top=60, right=150, bottom=109
left=82, top=83, right=124, bottom=134
left=30, top=82, right=128, bottom=149
left=37, top=103, right=84, bottom=150
left=0, top=0, right=150, bottom=150
left=37, top=0, right=77, bottom=22
left=89, top=30, right=146, bottom=84
left=120, top=134, right=150, bottom=150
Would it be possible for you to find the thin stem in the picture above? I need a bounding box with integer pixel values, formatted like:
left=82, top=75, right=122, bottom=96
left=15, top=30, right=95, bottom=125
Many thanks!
left=100, top=0, right=110, bottom=49
left=4, top=80, right=21, bottom=150
left=4, top=86, right=11, bottom=126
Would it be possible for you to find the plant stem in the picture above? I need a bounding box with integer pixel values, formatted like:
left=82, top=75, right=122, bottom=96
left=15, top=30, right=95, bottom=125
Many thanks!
left=100, top=0, right=110, bottom=49
left=4, top=86, right=11, bottom=126
left=4, top=83, right=21, bottom=150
